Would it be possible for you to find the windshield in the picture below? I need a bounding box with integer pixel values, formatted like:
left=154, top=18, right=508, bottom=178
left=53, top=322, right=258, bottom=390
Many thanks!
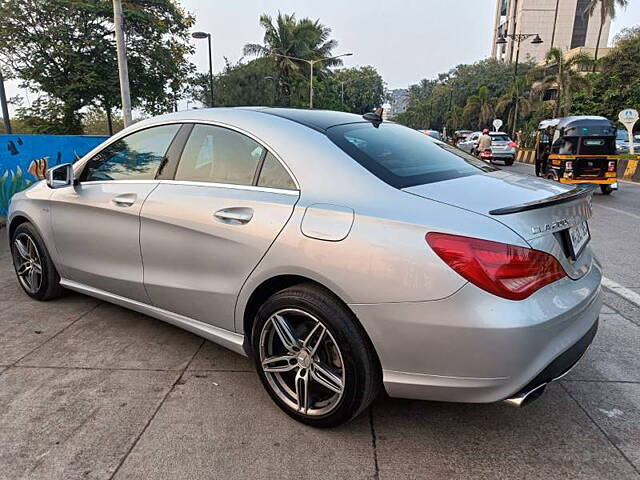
left=327, top=122, right=497, bottom=188
left=490, top=135, right=511, bottom=142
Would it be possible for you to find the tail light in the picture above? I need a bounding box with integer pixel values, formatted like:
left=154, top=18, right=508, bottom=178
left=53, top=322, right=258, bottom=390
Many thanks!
left=608, top=161, right=616, bottom=173
left=426, top=233, right=566, bottom=300
left=480, top=150, right=492, bottom=159
left=565, top=161, right=573, bottom=171
left=508, top=141, right=517, bottom=148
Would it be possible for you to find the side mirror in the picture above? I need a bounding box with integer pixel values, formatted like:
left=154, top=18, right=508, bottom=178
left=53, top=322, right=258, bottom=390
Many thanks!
left=46, top=163, right=75, bottom=189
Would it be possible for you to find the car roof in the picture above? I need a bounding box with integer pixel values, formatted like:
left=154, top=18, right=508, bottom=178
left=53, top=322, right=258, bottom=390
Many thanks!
left=490, top=131, right=510, bottom=136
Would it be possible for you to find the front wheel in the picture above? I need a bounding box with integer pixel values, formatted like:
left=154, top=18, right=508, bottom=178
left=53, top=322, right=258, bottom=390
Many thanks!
left=10, top=222, right=65, bottom=301
left=252, top=283, right=381, bottom=428
left=600, top=184, right=614, bottom=195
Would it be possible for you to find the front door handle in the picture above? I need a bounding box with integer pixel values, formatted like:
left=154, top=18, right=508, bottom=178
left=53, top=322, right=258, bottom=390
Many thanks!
left=112, top=193, right=137, bottom=207
left=214, top=207, right=253, bottom=225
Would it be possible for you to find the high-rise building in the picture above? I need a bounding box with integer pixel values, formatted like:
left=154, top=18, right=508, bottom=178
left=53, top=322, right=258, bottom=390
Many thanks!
left=492, top=0, right=612, bottom=64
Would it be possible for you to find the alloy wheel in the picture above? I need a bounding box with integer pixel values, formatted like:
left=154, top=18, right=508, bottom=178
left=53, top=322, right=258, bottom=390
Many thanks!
left=13, top=233, right=43, bottom=294
left=258, top=308, right=345, bottom=416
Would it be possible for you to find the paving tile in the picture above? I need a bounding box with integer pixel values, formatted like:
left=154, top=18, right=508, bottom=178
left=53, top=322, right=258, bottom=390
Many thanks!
left=0, top=295, right=98, bottom=365
left=113, top=371, right=376, bottom=480
left=0, top=366, right=179, bottom=480
left=187, top=340, right=253, bottom=372
left=565, top=313, right=640, bottom=382
left=18, top=302, right=202, bottom=371
left=564, top=381, right=640, bottom=472
left=373, top=384, right=638, bottom=480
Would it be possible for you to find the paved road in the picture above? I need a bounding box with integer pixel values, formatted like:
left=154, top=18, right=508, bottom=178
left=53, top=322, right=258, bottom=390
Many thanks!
left=1, top=170, right=640, bottom=478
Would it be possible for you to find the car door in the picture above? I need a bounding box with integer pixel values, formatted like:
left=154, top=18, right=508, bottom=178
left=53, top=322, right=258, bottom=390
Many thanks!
left=139, top=123, right=299, bottom=331
left=50, top=123, right=183, bottom=302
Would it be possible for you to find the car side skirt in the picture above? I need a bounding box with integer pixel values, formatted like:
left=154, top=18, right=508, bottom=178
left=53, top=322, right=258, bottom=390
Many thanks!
left=60, top=279, right=247, bottom=356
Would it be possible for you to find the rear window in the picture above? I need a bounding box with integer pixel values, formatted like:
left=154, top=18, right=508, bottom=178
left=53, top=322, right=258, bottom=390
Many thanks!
left=490, top=135, right=511, bottom=142
left=327, top=122, right=497, bottom=188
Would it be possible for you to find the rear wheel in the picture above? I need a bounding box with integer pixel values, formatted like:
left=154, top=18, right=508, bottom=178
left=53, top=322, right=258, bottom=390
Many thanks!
left=252, top=283, right=380, bottom=427
left=600, top=184, right=614, bottom=195
left=504, top=158, right=514, bottom=166
left=10, top=222, right=65, bottom=300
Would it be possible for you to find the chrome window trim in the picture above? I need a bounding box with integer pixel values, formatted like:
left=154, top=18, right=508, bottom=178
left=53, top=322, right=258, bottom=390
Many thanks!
left=74, top=118, right=300, bottom=191
left=78, top=178, right=299, bottom=196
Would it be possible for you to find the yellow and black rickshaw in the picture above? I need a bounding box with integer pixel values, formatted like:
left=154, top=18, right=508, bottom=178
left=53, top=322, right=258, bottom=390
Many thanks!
left=535, top=116, right=619, bottom=195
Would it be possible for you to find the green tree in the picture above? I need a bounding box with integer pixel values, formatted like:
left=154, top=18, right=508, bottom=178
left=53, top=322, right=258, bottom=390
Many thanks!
left=243, top=12, right=341, bottom=106
left=533, top=48, right=592, bottom=117
left=0, top=0, right=195, bottom=134
left=463, top=86, right=496, bottom=129
left=316, top=66, right=386, bottom=113
left=584, top=0, right=629, bottom=72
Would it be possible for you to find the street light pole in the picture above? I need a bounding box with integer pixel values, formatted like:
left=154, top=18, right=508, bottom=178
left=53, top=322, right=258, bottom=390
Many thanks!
left=274, top=52, right=353, bottom=109
left=113, top=0, right=132, bottom=127
left=0, top=70, right=12, bottom=134
left=496, top=33, right=543, bottom=138
left=192, top=32, right=214, bottom=107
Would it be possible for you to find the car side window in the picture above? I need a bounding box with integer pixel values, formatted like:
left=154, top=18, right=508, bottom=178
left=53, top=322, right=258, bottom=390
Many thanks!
left=257, top=152, right=296, bottom=190
left=81, top=124, right=180, bottom=182
left=175, top=124, right=264, bottom=185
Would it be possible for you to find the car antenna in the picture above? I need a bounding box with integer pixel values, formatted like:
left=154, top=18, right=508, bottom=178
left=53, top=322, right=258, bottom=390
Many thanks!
left=363, top=107, right=384, bottom=128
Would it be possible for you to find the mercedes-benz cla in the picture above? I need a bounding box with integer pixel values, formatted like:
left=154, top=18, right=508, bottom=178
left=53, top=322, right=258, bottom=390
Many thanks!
left=8, top=108, right=601, bottom=427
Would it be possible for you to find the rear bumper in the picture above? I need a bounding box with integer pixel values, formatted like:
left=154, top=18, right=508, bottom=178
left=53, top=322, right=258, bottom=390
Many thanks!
left=350, top=261, right=602, bottom=403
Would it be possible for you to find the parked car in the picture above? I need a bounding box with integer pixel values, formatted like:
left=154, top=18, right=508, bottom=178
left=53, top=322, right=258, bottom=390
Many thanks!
left=419, top=129, right=442, bottom=141
left=8, top=108, right=601, bottom=427
left=457, top=131, right=481, bottom=153
left=616, top=129, right=640, bottom=154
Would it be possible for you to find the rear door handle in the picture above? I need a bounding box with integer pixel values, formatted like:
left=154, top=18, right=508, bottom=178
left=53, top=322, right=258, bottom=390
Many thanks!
left=214, top=207, right=253, bottom=224
left=112, top=193, right=137, bottom=207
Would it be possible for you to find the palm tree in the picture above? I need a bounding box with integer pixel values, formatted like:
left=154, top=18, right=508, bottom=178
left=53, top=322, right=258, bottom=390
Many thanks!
left=463, top=86, right=495, bottom=129
left=243, top=12, right=341, bottom=103
left=496, top=76, right=534, bottom=134
left=584, top=0, right=629, bottom=72
left=533, top=48, right=592, bottom=117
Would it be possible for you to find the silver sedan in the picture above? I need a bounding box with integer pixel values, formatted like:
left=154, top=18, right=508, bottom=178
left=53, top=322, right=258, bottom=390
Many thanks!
left=7, top=108, right=601, bottom=427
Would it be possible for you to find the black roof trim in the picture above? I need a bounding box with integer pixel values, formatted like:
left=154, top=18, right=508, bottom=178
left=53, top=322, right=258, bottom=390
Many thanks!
left=257, top=108, right=368, bottom=133
left=489, top=184, right=594, bottom=215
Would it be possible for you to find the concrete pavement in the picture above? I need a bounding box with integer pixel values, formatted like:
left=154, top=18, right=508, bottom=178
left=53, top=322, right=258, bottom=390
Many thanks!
left=1, top=185, right=640, bottom=479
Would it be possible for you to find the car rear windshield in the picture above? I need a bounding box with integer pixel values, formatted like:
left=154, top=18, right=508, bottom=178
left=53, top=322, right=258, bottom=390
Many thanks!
left=327, top=122, right=497, bottom=188
left=491, top=135, right=511, bottom=142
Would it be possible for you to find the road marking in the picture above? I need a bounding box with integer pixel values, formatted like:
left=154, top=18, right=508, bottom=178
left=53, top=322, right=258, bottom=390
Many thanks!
left=602, top=277, right=640, bottom=308
left=594, top=203, right=640, bottom=221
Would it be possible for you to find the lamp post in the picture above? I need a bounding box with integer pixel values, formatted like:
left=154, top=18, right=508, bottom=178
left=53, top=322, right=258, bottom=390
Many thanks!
left=264, top=76, right=276, bottom=106
left=496, top=32, right=543, bottom=137
left=274, top=52, right=353, bottom=109
left=192, top=31, right=214, bottom=107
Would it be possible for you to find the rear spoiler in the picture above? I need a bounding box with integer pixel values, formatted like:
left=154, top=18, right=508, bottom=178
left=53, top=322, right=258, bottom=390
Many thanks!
left=489, top=185, right=595, bottom=216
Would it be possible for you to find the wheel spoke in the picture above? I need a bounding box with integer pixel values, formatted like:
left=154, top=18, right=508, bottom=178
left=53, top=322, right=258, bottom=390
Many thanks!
left=16, top=262, right=31, bottom=276
left=31, top=262, right=42, bottom=275
left=28, top=267, right=38, bottom=291
left=295, top=368, right=310, bottom=414
left=302, top=322, right=326, bottom=357
left=262, top=355, right=297, bottom=373
left=14, top=238, right=29, bottom=260
left=271, top=314, right=298, bottom=352
left=311, top=362, right=343, bottom=394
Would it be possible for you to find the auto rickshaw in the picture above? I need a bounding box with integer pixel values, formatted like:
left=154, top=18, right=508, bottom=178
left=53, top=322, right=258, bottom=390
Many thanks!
left=535, top=116, right=619, bottom=195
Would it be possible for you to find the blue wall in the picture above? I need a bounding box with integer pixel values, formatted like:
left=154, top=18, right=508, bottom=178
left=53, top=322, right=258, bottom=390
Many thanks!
left=0, top=134, right=108, bottom=218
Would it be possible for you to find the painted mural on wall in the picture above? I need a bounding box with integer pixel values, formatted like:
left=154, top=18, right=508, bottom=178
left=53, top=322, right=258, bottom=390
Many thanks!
left=0, top=134, right=108, bottom=219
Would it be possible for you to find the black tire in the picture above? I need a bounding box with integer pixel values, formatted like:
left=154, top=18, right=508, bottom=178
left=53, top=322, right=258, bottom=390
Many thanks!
left=504, top=158, right=514, bottom=166
left=600, top=184, right=614, bottom=195
left=10, top=222, right=65, bottom=301
left=252, top=283, right=381, bottom=428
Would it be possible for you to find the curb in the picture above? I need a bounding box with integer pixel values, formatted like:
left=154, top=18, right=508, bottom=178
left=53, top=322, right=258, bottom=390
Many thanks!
left=516, top=149, right=640, bottom=182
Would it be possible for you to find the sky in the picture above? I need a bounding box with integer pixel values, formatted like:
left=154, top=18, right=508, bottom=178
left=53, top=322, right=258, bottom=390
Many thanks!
left=4, top=0, right=640, bottom=113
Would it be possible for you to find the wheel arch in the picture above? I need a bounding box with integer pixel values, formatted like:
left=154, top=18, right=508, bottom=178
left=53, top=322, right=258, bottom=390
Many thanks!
left=239, top=274, right=379, bottom=366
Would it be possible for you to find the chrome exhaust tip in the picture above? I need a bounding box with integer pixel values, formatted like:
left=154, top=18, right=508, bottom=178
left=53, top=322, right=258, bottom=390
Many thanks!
left=503, top=383, right=548, bottom=408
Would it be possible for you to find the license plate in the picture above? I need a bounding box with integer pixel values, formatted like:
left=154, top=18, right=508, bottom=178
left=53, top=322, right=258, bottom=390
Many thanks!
left=568, top=221, right=590, bottom=258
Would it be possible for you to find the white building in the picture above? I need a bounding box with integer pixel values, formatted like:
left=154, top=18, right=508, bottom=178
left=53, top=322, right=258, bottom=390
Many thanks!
left=492, top=0, right=612, bottom=64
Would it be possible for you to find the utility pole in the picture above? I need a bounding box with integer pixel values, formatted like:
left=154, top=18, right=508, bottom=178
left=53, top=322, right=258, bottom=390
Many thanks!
left=0, top=70, right=12, bottom=134
left=113, top=0, right=132, bottom=127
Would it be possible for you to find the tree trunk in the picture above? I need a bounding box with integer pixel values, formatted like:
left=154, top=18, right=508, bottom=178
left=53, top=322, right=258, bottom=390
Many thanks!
left=63, top=104, right=82, bottom=134
left=105, top=105, right=113, bottom=136
left=593, top=19, right=604, bottom=73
